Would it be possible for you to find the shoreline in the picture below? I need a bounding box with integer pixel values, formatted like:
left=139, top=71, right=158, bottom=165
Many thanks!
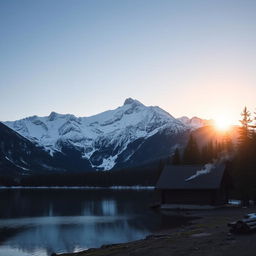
left=53, top=206, right=256, bottom=256
left=0, top=186, right=155, bottom=190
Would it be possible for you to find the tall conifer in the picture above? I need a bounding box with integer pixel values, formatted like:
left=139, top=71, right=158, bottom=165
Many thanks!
left=183, top=134, right=200, bottom=164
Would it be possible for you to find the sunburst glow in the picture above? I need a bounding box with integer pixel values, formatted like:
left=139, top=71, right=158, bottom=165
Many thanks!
left=214, top=116, right=232, bottom=131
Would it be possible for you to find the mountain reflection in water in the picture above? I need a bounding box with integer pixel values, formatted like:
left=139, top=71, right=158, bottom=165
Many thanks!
left=0, top=189, right=192, bottom=256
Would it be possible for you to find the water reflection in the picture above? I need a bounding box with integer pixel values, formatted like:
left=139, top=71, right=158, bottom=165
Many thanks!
left=0, top=189, right=191, bottom=256
left=101, top=200, right=116, bottom=216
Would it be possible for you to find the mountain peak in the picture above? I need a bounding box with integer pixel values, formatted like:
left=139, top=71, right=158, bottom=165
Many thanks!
left=123, top=98, right=143, bottom=106
left=4, top=101, right=191, bottom=171
left=48, top=111, right=61, bottom=121
left=178, top=116, right=209, bottom=129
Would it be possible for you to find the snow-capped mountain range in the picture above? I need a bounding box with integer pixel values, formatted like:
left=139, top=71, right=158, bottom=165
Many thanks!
left=3, top=98, right=207, bottom=171
left=177, top=116, right=212, bottom=129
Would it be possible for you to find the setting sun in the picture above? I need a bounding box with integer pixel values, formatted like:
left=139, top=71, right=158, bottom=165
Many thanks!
left=214, top=116, right=232, bottom=131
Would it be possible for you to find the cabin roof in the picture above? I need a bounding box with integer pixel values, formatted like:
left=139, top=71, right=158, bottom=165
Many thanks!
left=156, top=163, right=226, bottom=190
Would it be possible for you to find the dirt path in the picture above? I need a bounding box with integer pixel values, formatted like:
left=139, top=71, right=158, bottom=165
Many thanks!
left=53, top=207, right=256, bottom=256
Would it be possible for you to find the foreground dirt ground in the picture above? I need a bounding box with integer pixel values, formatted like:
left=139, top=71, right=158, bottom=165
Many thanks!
left=54, top=207, right=256, bottom=256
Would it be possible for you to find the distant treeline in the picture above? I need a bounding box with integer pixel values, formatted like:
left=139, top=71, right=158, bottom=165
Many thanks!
left=0, top=160, right=164, bottom=187
left=171, top=133, right=233, bottom=165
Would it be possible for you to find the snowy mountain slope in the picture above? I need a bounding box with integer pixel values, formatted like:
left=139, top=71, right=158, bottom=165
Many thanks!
left=178, top=116, right=212, bottom=129
left=0, top=122, right=67, bottom=177
left=4, top=98, right=202, bottom=171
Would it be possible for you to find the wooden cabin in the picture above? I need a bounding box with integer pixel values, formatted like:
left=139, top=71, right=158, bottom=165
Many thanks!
left=155, top=163, right=231, bottom=206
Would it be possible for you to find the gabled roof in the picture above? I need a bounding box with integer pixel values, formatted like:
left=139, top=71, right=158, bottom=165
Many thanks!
left=156, top=163, right=226, bottom=190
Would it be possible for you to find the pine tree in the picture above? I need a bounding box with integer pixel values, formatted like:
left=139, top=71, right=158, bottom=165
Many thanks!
left=253, top=109, right=256, bottom=128
left=200, top=144, right=208, bottom=164
left=156, top=159, right=166, bottom=179
left=234, top=107, right=253, bottom=205
left=183, top=134, right=200, bottom=164
left=201, top=141, right=213, bottom=163
left=239, top=106, right=252, bottom=148
left=223, top=132, right=233, bottom=154
left=172, top=148, right=181, bottom=165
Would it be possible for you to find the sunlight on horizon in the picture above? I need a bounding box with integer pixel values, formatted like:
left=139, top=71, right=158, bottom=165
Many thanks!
left=214, top=115, right=233, bottom=131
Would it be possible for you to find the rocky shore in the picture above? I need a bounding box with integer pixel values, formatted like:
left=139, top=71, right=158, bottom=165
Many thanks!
left=53, top=207, right=256, bottom=256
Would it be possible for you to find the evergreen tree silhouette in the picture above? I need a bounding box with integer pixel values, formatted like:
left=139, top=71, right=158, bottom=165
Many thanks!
left=239, top=106, right=252, bottom=148
left=183, top=134, right=200, bottom=164
left=172, top=148, right=181, bottom=165
left=234, top=107, right=253, bottom=206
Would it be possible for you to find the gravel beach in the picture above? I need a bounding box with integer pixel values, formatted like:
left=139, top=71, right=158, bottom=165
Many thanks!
left=53, top=206, right=256, bottom=256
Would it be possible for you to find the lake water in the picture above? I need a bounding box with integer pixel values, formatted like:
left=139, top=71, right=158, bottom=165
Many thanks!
left=0, top=189, right=191, bottom=256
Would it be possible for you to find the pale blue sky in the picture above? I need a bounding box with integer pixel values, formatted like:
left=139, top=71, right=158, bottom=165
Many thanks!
left=1, top=0, right=256, bottom=123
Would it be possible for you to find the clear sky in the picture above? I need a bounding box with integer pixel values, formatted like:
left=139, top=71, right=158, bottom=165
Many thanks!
left=1, top=0, right=256, bottom=123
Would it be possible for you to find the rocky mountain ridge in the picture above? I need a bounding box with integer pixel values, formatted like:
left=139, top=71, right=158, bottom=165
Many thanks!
left=3, top=98, right=207, bottom=171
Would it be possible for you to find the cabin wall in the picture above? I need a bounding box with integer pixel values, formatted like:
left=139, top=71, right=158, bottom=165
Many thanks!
left=215, top=185, right=229, bottom=204
left=160, top=189, right=226, bottom=205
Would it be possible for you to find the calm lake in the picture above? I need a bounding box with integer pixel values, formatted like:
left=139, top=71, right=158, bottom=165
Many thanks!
left=0, top=189, right=191, bottom=256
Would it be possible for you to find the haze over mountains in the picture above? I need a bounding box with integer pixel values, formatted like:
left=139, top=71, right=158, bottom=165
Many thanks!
left=1, top=98, right=209, bottom=175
